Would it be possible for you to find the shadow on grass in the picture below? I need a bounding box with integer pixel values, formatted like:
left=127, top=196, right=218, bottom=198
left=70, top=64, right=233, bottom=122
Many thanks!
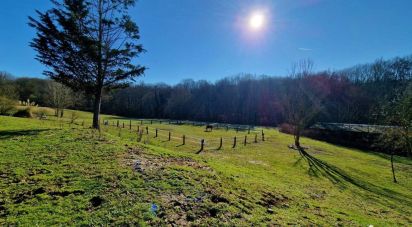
left=297, top=147, right=412, bottom=206
left=0, top=129, right=52, bottom=140
left=362, top=150, right=412, bottom=165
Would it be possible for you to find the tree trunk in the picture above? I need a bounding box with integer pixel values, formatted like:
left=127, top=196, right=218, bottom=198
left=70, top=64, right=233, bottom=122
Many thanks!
left=295, top=134, right=300, bottom=148
left=391, top=153, right=397, bottom=183
left=294, top=127, right=301, bottom=148
left=60, top=109, right=64, bottom=118
left=93, top=0, right=103, bottom=130
left=405, top=128, right=412, bottom=157
left=92, top=89, right=102, bottom=129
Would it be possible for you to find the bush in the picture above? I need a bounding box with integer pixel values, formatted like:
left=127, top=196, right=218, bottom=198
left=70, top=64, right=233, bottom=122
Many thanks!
left=0, top=96, right=16, bottom=115
left=374, top=128, right=412, bottom=156
left=13, top=108, right=33, bottom=118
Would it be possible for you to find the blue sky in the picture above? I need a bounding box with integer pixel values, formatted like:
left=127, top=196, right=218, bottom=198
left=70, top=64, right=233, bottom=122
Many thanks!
left=0, top=0, right=411, bottom=84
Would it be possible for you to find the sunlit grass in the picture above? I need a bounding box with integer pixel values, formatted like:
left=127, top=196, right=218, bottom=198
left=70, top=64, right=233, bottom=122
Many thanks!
left=0, top=110, right=411, bottom=225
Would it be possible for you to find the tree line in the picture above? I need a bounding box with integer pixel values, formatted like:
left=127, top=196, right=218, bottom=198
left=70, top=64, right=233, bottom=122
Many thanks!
left=103, top=56, right=411, bottom=126
left=2, top=53, right=411, bottom=184
left=1, top=55, right=411, bottom=127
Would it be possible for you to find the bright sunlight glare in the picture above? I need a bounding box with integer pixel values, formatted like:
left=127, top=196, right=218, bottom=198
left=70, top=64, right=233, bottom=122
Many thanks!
left=249, top=12, right=265, bottom=30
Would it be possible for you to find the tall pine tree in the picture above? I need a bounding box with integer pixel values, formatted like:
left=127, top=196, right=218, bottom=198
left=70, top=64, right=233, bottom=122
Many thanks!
left=29, top=0, right=146, bottom=129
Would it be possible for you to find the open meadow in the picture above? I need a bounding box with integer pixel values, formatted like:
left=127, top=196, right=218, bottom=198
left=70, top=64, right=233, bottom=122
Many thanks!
left=1, top=0, right=412, bottom=225
left=1, top=110, right=411, bottom=225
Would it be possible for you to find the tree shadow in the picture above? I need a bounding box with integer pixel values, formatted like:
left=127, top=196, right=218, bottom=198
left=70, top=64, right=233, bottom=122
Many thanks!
left=297, top=147, right=412, bottom=206
left=361, top=150, right=412, bottom=165
left=0, top=129, right=52, bottom=140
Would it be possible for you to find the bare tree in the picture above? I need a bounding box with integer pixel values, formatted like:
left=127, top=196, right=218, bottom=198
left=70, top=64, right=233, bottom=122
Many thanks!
left=377, top=83, right=412, bottom=182
left=0, top=72, right=18, bottom=99
left=281, top=60, right=325, bottom=148
left=47, top=81, right=73, bottom=118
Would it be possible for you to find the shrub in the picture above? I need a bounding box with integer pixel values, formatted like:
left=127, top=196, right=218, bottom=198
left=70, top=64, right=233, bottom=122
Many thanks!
left=13, top=107, right=33, bottom=118
left=374, top=128, right=412, bottom=156
left=0, top=96, right=16, bottom=115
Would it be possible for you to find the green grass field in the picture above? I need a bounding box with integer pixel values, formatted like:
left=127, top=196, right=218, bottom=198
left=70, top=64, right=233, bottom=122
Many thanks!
left=0, top=110, right=411, bottom=225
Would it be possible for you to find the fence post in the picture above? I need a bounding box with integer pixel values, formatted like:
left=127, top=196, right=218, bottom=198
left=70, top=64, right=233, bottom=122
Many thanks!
left=244, top=135, right=247, bottom=146
left=248, top=127, right=250, bottom=134
left=254, top=134, right=258, bottom=143
left=233, top=137, right=237, bottom=148
left=129, top=120, right=132, bottom=130
left=117, top=120, right=119, bottom=127
left=146, top=126, right=149, bottom=134
left=196, top=139, right=205, bottom=154
left=155, top=129, right=158, bottom=138
left=217, top=137, right=223, bottom=150
left=182, top=135, right=185, bottom=145
left=168, top=131, right=171, bottom=141
left=262, top=132, right=265, bottom=141
left=137, top=129, right=143, bottom=142
left=122, top=122, right=125, bottom=128
left=150, top=120, right=153, bottom=124
left=137, top=125, right=140, bottom=132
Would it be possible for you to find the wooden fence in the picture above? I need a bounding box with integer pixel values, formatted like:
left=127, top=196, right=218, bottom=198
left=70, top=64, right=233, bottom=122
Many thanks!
left=101, top=119, right=266, bottom=153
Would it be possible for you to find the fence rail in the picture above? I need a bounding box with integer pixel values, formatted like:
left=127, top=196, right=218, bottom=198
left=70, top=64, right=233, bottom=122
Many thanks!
left=311, top=122, right=399, bottom=134
left=100, top=119, right=267, bottom=153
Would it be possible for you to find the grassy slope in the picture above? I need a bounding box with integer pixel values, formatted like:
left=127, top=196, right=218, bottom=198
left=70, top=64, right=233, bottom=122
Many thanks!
left=0, top=111, right=411, bottom=225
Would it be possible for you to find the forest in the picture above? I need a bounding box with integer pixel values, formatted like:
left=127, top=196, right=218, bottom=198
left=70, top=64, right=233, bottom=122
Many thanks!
left=2, top=55, right=411, bottom=126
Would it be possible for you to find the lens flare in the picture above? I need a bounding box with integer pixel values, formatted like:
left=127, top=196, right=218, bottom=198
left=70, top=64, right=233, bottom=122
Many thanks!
left=249, top=13, right=265, bottom=30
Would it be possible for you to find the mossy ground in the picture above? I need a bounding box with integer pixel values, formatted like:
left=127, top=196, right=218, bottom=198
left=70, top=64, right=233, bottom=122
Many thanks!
left=0, top=110, right=411, bottom=225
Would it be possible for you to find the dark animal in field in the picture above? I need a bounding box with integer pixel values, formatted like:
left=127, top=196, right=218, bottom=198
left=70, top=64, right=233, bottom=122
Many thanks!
left=205, top=125, right=213, bottom=132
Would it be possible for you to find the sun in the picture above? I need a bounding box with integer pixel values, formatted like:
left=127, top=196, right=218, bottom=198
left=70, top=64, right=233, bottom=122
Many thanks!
left=249, top=12, right=265, bottom=30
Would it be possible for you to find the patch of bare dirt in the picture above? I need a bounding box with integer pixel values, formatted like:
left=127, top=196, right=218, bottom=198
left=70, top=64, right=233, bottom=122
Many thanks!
left=257, top=191, right=290, bottom=209
left=123, top=147, right=247, bottom=225
left=123, top=146, right=212, bottom=174
left=12, top=188, right=85, bottom=204
left=309, top=190, right=327, bottom=200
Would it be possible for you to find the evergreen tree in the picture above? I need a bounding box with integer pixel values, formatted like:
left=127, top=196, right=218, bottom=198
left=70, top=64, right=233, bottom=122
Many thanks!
left=29, top=0, right=146, bottom=129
